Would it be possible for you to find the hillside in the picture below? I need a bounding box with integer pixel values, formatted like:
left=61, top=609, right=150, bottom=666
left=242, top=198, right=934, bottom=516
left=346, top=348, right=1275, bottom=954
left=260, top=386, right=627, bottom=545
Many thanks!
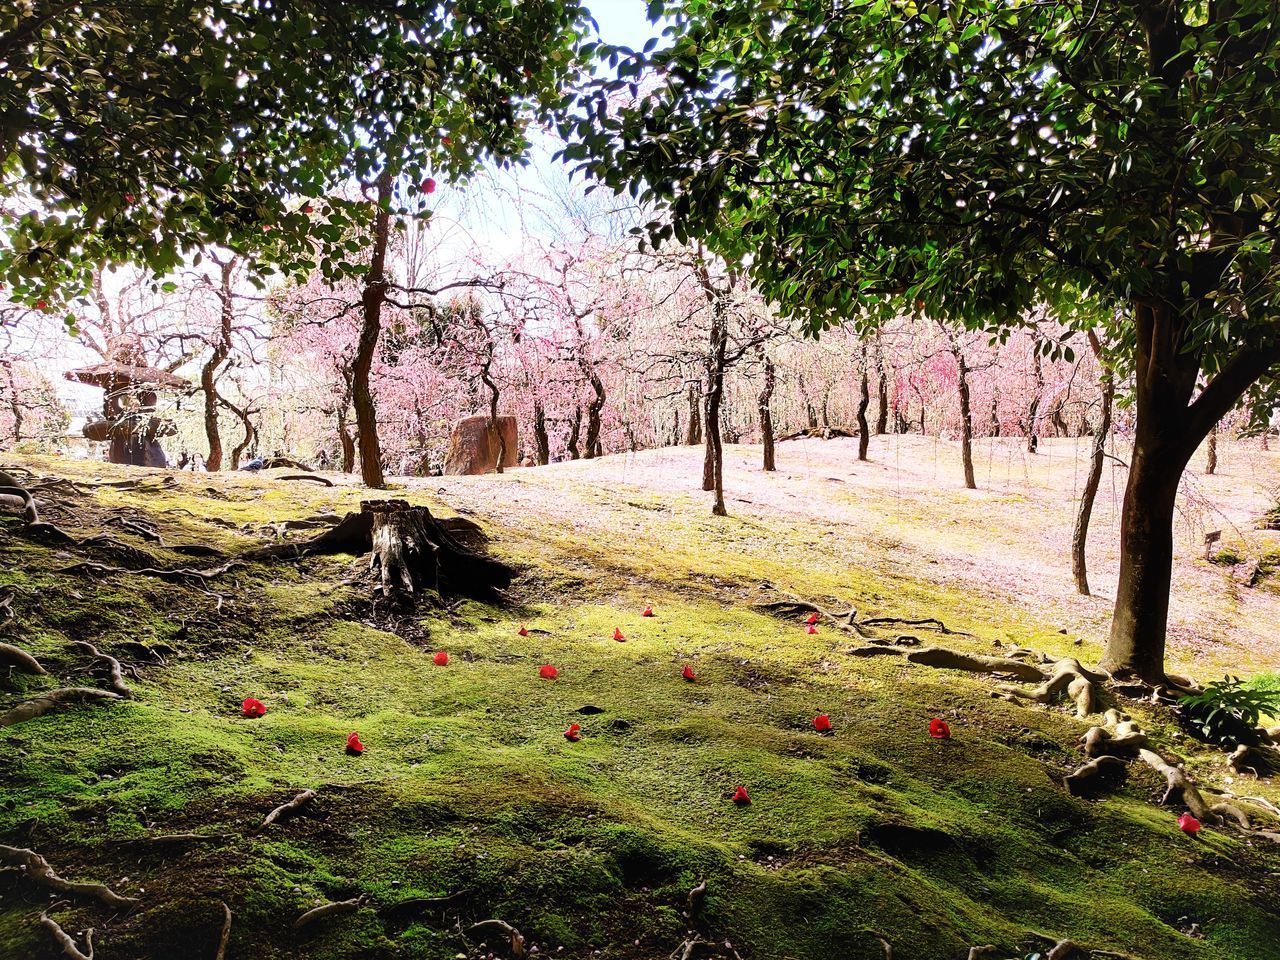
left=2, top=436, right=1279, bottom=960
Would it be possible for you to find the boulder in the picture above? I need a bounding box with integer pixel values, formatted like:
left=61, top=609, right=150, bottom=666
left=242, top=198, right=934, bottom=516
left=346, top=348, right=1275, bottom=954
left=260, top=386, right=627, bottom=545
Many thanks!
left=443, top=415, right=518, bottom=476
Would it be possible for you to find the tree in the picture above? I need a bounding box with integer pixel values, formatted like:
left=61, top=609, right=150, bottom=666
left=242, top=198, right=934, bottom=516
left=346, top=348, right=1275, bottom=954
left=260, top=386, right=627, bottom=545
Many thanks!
left=566, top=0, right=1280, bottom=682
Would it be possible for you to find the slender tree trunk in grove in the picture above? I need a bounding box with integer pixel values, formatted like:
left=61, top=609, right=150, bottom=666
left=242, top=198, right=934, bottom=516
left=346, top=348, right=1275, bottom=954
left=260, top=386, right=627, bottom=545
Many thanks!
left=856, top=342, right=871, bottom=461
left=200, top=258, right=235, bottom=471
left=1072, top=332, right=1113, bottom=597
left=957, top=350, right=976, bottom=489
left=1027, top=346, right=1044, bottom=453
left=533, top=400, right=550, bottom=465
left=1205, top=422, right=1217, bottom=475
left=685, top=384, right=702, bottom=445
left=221, top=394, right=255, bottom=468
left=352, top=173, right=393, bottom=489
left=567, top=407, right=582, bottom=460
left=702, top=303, right=728, bottom=514
left=874, top=334, right=889, bottom=435
left=480, top=353, right=504, bottom=475
left=583, top=373, right=604, bottom=459
left=759, top=349, right=776, bottom=472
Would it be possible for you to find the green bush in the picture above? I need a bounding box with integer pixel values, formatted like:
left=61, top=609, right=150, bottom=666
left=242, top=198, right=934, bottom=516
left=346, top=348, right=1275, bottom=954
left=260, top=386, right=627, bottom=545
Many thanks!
left=1179, top=676, right=1280, bottom=746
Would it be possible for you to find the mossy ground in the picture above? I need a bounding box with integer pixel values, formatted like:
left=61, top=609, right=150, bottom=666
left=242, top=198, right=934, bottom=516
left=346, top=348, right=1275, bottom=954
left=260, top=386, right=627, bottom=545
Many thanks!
left=2, top=448, right=1279, bottom=960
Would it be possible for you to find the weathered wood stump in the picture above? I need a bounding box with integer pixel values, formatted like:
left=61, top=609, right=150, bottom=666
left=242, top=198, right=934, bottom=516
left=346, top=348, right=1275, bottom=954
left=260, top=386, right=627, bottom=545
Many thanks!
left=247, top=499, right=512, bottom=599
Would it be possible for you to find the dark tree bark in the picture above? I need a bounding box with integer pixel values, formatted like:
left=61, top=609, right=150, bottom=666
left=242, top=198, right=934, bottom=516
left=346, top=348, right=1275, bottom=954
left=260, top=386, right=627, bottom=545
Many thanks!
left=703, top=304, right=728, bottom=515
left=856, top=342, right=871, bottom=461
left=956, top=349, right=976, bottom=489
left=220, top=394, right=255, bottom=468
left=1073, top=332, right=1114, bottom=597
left=989, top=384, right=1001, bottom=437
left=583, top=373, right=605, bottom=459
left=758, top=349, right=776, bottom=472
left=1205, top=422, right=1217, bottom=475
left=533, top=400, right=550, bottom=465
left=1027, top=344, right=1044, bottom=453
left=352, top=173, right=393, bottom=489
left=874, top=334, right=889, bottom=435
left=566, top=406, right=582, bottom=460
left=479, top=351, right=505, bottom=475
left=200, top=258, right=235, bottom=471
left=1102, top=301, right=1279, bottom=680
left=684, top=383, right=702, bottom=445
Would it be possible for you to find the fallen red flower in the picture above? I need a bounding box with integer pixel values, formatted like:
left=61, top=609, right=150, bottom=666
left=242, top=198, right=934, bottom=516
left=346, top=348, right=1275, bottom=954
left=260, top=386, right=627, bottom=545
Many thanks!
left=613, top=627, right=626, bottom=642
left=346, top=731, right=364, bottom=753
left=241, top=697, right=266, bottom=718
left=433, top=651, right=449, bottom=666
left=928, top=718, right=951, bottom=739
left=539, top=664, right=559, bottom=680
left=564, top=723, right=581, bottom=742
left=731, top=785, right=751, bottom=805
left=813, top=713, right=832, bottom=733
left=1178, top=813, right=1202, bottom=834
left=682, top=664, right=697, bottom=682
left=806, top=624, right=818, bottom=635
left=642, top=605, right=654, bottom=617
left=518, top=625, right=529, bottom=637
left=805, top=612, right=819, bottom=625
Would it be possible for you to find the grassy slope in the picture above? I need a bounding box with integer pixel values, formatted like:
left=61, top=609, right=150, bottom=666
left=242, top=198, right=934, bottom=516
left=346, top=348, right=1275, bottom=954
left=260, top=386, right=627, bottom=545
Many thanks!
left=1, top=451, right=1278, bottom=960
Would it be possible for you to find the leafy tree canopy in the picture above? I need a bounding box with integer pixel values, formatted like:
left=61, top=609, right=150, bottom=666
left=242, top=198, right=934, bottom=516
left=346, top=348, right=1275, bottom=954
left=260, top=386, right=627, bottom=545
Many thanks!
left=563, top=0, right=1280, bottom=368
left=1, top=0, right=590, bottom=321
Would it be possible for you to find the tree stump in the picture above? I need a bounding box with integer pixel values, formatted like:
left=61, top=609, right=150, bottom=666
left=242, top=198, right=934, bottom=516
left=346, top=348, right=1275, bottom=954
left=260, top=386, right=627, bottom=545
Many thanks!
left=365, top=500, right=512, bottom=597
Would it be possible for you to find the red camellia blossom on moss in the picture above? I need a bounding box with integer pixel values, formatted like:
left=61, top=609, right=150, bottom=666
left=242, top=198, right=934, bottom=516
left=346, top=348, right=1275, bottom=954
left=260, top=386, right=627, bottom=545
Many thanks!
left=731, top=785, right=751, bottom=805
left=433, top=651, right=448, bottom=666
left=539, top=664, right=558, bottom=680
left=564, top=723, right=581, bottom=742
left=241, top=697, right=266, bottom=718
left=1178, top=813, right=1201, bottom=834
left=928, top=718, right=951, bottom=739
left=806, top=624, right=818, bottom=635
left=613, top=627, right=625, bottom=642
left=518, top=625, right=529, bottom=636
left=642, top=605, right=654, bottom=617
left=805, top=612, right=819, bottom=625
left=346, top=731, right=364, bottom=753
left=813, top=713, right=832, bottom=733
left=682, top=664, right=697, bottom=682
left=421, top=178, right=436, bottom=194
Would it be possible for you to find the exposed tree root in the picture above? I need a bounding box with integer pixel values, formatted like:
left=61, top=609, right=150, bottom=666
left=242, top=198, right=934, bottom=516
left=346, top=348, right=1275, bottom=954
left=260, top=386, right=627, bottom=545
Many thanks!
left=1228, top=743, right=1276, bottom=777
left=686, top=878, right=707, bottom=918
left=293, top=895, right=367, bottom=932
left=1046, top=940, right=1086, bottom=960
left=1064, top=756, right=1128, bottom=798
left=672, top=938, right=713, bottom=960
left=966, top=947, right=997, bottom=960
left=40, top=904, right=94, bottom=960
left=0, top=640, right=46, bottom=675
left=873, top=933, right=893, bottom=959
left=71, top=641, right=134, bottom=698
left=905, top=647, right=1046, bottom=681
left=279, top=474, right=334, bottom=486
left=0, top=687, right=123, bottom=727
left=1137, top=749, right=1252, bottom=828
left=1000, top=658, right=1102, bottom=718
left=860, top=616, right=963, bottom=635
left=0, top=845, right=138, bottom=907
left=108, top=833, right=231, bottom=847
left=214, top=901, right=232, bottom=960
left=467, top=918, right=526, bottom=958
left=261, top=789, right=317, bottom=829
left=1081, top=710, right=1147, bottom=758
left=60, top=559, right=240, bottom=585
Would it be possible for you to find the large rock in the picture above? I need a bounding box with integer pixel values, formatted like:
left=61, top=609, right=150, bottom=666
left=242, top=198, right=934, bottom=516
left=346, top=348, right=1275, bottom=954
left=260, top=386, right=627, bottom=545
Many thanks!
left=443, top=415, right=518, bottom=476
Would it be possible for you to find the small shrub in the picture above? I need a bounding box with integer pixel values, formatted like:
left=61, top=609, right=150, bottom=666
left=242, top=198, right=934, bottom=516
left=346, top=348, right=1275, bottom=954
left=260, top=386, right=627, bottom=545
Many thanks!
left=1179, top=676, right=1280, bottom=746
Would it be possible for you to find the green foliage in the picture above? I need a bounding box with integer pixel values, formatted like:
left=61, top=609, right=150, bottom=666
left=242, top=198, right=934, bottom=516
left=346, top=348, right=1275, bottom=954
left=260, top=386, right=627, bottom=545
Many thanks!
left=563, top=0, right=1280, bottom=362
left=1180, top=676, right=1280, bottom=745
left=1, top=0, right=591, bottom=313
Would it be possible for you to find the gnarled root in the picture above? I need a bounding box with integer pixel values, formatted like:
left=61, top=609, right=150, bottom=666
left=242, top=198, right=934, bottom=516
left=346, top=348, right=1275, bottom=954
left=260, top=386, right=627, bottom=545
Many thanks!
left=905, top=647, right=1046, bottom=682
left=1227, top=744, right=1275, bottom=777
left=40, top=904, right=94, bottom=960
left=0, top=641, right=46, bottom=675
left=1002, top=658, right=1102, bottom=717
left=0, top=687, right=123, bottom=727
left=1081, top=710, right=1147, bottom=758
left=214, top=901, right=232, bottom=960
left=293, top=895, right=367, bottom=932
left=467, top=918, right=526, bottom=958
left=71, top=641, right=133, bottom=698
left=1064, top=756, right=1128, bottom=798
left=1137, top=749, right=1251, bottom=829
left=261, top=789, right=317, bottom=829
left=0, top=845, right=137, bottom=908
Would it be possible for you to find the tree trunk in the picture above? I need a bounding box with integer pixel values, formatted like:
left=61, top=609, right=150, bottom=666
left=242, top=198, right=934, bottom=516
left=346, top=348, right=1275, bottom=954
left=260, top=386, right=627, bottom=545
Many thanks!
left=1072, top=332, right=1113, bottom=596
left=583, top=374, right=604, bottom=459
left=758, top=349, right=776, bottom=472
left=337, top=409, right=356, bottom=473
left=220, top=393, right=255, bottom=468
left=703, top=304, right=728, bottom=515
left=533, top=400, right=550, bottom=465
left=567, top=406, right=582, bottom=460
left=957, top=349, right=976, bottom=489
left=200, top=258, right=235, bottom=471
left=856, top=342, right=871, bottom=461
left=480, top=353, right=504, bottom=475
left=989, top=384, right=1001, bottom=437
left=352, top=173, right=393, bottom=489
left=684, top=384, right=702, bottom=445
left=363, top=500, right=514, bottom=597
left=1205, top=422, right=1217, bottom=475
left=874, top=334, right=889, bottom=435
left=1027, top=345, right=1044, bottom=453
